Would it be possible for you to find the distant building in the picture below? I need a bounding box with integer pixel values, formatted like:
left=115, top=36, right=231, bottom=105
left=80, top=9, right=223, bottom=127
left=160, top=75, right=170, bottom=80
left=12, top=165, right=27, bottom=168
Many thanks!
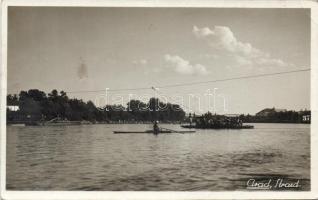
left=224, top=114, right=240, bottom=118
left=302, top=115, right=311, bottom=123
left=256, top=107, right=287, bottom=117
left=7, top=105, right=19, bottom=112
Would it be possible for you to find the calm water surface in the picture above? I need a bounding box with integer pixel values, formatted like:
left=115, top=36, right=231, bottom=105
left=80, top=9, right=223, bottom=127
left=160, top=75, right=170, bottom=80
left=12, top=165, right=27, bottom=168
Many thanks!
left=7, top=123, right=310, bottom=190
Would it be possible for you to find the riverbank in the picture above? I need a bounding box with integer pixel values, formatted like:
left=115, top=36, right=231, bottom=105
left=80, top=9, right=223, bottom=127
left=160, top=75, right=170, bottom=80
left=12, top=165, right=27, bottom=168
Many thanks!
left=6, top=120, right=184, bottom=126
left=6, top=120, right=310, bottom=127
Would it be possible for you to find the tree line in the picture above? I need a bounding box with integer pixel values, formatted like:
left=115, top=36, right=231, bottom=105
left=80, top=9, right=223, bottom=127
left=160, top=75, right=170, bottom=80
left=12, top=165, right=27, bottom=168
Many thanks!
left=7, top=89, right=185, bottom=123
left=7, top=89, right=310, bottom=124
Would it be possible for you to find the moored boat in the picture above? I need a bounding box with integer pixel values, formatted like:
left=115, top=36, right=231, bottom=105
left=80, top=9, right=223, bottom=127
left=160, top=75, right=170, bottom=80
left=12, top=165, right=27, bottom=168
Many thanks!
left=182, top=113, right=254, bottom=129
left=8, top=123, right=26, bottom=127
left=181, top=124, right=254, bottom=129
left=36, top=117, right=82, bottom=126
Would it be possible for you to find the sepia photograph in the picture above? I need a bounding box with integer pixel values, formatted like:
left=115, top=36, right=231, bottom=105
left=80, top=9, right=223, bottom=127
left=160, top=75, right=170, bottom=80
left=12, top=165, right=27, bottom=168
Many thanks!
left=1, top=1, right=317, bottom=199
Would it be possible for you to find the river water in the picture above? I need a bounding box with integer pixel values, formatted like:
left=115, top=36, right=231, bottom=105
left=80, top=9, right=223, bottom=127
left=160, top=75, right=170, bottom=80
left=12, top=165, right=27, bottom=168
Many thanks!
left=6, top=123, right=310, bottom=191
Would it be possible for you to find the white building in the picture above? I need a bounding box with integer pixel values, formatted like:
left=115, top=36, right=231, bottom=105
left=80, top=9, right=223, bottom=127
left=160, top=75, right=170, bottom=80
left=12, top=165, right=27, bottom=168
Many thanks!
left=302, top=115, right=310, bottom=122
left=7, top=105, right=19, bottom=112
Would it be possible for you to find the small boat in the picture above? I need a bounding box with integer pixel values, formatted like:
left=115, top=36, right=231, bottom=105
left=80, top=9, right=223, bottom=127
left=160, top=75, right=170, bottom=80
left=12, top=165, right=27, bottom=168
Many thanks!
left=181, top=124, right=254, bottom=129
left=8, top=123, right=26, bottom=127
left=36, top=117, right=82, bottom=126
left=113, top=129, right=195, bottom=134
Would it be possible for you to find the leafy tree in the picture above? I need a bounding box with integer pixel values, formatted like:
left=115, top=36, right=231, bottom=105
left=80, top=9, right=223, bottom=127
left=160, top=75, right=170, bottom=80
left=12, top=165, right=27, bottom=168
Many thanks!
left=7, top=89, right=186, bottom=123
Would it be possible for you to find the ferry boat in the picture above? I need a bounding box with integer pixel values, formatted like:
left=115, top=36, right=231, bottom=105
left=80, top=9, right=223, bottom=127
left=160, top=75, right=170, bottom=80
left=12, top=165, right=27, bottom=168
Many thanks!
left=182, top=114, right=254, bottom=129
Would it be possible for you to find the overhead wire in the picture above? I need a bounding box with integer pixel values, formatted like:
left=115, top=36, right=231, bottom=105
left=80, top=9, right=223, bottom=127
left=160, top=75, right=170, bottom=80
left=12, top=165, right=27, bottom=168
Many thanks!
left=65, top=68, right=310, bottom=94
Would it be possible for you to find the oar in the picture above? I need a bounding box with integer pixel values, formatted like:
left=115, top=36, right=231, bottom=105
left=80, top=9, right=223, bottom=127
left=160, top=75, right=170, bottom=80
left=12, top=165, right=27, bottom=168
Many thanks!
left=160, top=127, right=183, bottom=134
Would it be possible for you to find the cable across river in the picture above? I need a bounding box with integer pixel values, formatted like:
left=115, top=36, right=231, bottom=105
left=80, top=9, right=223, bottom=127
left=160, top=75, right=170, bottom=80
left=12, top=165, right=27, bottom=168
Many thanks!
left=66, top=68, right=310, bottom=94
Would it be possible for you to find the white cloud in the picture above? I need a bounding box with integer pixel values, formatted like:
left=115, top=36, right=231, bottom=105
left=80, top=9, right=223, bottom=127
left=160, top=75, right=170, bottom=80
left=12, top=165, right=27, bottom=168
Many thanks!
left=153, top=67, right=162, bottom=73
left=255, top=57, right=287, bottom=67
left=192, top=26, right=289, bottom=68
left=234, top=55, right=253, bottom=66
left=200, top=54, right=219, bottom=59
left=140, top=59, right=147, bottom=65
left=193, top=26, right=257, bottom=56
left=164, top=54, right=208, bottom=75
left=132, top=59, right=148, bottom=65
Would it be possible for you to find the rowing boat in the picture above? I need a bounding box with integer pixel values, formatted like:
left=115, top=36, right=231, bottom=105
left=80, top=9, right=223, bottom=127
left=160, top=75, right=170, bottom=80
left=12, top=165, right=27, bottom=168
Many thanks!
left=113, top=130, right=195, bottom=134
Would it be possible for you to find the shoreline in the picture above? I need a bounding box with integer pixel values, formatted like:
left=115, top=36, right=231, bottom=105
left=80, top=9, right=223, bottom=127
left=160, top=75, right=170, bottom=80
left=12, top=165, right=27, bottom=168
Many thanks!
left=6, top=121, right=311, bottom=127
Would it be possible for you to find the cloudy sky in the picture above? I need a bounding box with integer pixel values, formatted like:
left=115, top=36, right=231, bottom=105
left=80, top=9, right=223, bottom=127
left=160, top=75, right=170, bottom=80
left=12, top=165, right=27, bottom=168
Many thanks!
left=8, top=7, right=310, bottom=114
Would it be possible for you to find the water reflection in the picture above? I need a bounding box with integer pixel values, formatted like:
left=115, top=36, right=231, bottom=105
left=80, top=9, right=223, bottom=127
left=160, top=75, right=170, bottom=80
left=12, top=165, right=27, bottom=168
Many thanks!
left=7, top=123, right=310, bottom=190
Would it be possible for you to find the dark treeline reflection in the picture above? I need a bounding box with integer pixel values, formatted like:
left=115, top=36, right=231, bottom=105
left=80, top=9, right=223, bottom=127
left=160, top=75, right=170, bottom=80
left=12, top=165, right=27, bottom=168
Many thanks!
left=7, top=89, right=185, bottom=123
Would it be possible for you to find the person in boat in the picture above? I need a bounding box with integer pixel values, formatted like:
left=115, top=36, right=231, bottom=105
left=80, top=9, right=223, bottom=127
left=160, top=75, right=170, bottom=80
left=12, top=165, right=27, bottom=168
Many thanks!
left=153, top=120, right=160, bottom=135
